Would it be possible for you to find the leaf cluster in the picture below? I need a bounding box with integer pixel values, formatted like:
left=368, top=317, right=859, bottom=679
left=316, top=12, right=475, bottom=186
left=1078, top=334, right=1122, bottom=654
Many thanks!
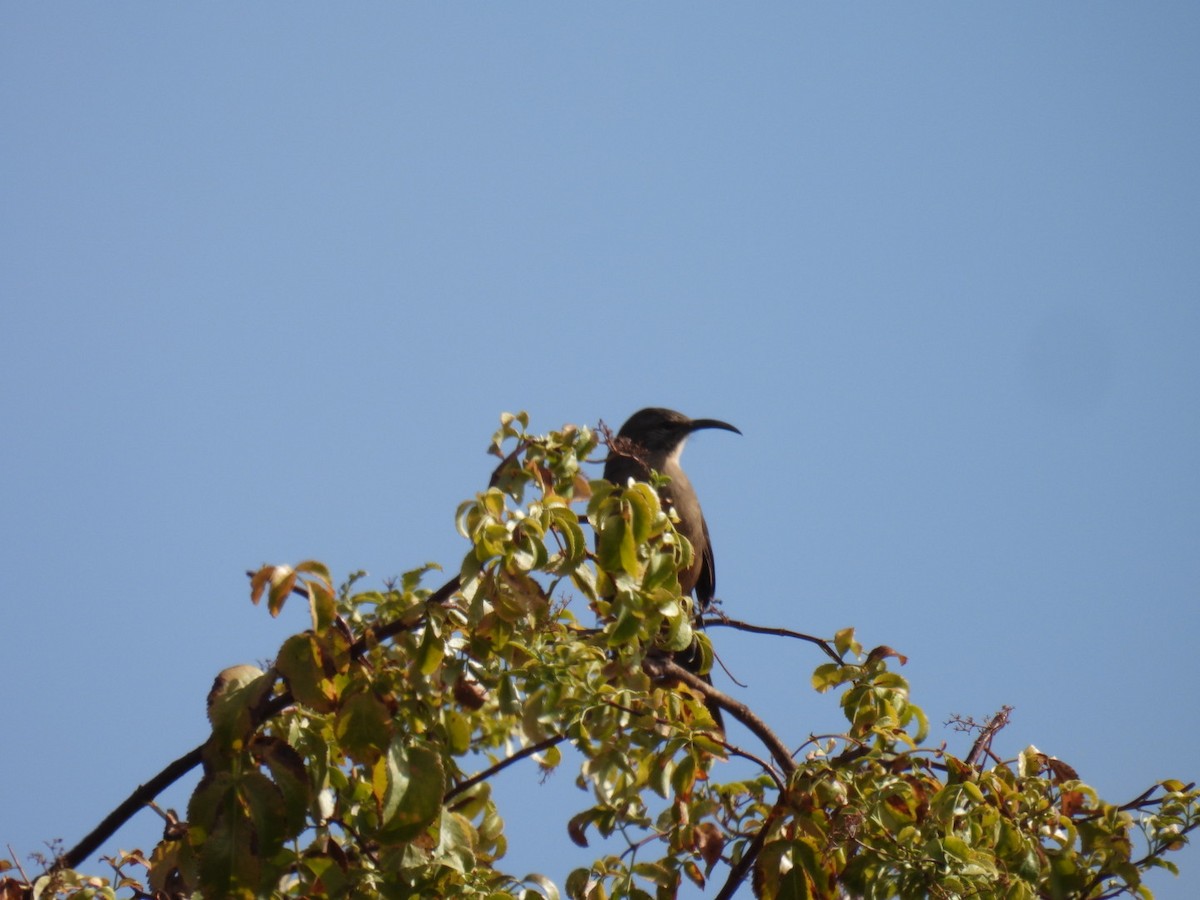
left=10, top=413, right=1197, bottom=900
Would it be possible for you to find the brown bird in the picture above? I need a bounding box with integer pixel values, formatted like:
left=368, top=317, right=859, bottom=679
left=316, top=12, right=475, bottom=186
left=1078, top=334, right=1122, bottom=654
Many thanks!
left=603, top=407, right=741, bottom=726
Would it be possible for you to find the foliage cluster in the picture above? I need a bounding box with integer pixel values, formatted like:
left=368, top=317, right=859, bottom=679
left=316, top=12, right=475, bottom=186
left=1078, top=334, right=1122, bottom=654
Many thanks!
left=5, top=413, right=1196, bottom=899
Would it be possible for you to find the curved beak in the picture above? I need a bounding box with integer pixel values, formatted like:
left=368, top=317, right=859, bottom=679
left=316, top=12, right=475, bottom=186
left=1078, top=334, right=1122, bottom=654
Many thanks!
left=687, top=418, right=742, bottom=436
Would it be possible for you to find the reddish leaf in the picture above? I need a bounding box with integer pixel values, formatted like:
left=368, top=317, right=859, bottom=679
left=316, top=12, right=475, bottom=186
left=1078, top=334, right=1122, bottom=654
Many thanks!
left=867, top=645, right=908, bottom=665
left=567, top=810, right=595, bottom=848
left=694, top=822, right=725, bottom=872
left=249, top=566, right=273, bottom=606
left=1061, top=790, right=1087, bottom=817
left=453, top=675, right=488, bottom=711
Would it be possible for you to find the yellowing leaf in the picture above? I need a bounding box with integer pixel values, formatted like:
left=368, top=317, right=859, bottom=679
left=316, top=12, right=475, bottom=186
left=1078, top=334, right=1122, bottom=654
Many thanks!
left=833, top=627, right=858, bottom=658
left=268, top=566, right=296, bottom=618
left=275, top=632, right=337, bottom=713
left=307, top=578, right=336, bottom=634
left=375, top=739, right=445, bottom=845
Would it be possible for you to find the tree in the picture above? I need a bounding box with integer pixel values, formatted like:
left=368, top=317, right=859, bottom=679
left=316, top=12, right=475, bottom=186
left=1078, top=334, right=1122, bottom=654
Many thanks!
left=5, top=413, right=1196, bottom=899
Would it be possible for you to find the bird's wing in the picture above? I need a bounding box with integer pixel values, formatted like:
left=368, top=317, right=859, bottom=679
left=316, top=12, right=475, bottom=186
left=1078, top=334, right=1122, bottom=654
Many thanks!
left=695, top=515, right=716, bottom=610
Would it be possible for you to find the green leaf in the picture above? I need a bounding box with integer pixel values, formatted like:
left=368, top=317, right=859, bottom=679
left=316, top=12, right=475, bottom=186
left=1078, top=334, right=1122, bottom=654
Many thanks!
left=942, top=835, right=973, bottom=863
left=432, top=809, right=477, bottom=875
left=276, top=632, right=337, bottom=713
left=193, top=820, right=259, bottom=899
left=756, top=841, right=813, bottom=900
left=188, top=770, right=237, bottom=835
left=253, top=736, right=310, bottom=840
left=810, top=662, right=843, bottom=693
left=444, top=708, right=472, bottom=754
left=237, top=769, right=288, bottom=856
left=374, top=739, right=446, bottom=844
left=908, top=702, right=930, bottom=743
left=401, top=561, right=442, bottom=593
left=307, top=577, right=337, bottom=634
left=609, top=607, right=644, bottom=645
left=188, top=770, right=282, bottom=898
left=833, top=627, right=857, bottom=657
left=624, top=482, right=659, bottom=545
left=415, top=622, right=445, bottom=675
left=596, top=516, right=628, bottom=575
left=549, top=505, right=587, bottom=566
left=295, top=559, right=332, bottom=581
left=671, top=753, right=697, bottom=796
left=631, top=860, right=673, bottom=886
left=335, top=691, right=393, bottom=764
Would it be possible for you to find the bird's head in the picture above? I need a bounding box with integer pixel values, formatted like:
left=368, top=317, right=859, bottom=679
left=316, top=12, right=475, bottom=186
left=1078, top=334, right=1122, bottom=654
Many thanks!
left=615, top=407, right=741, bottom=455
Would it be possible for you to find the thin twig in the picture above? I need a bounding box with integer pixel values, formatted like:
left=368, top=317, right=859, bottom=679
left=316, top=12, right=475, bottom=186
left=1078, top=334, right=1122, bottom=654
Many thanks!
left=443, top=735, right=566, bottom=804
left=703, top=615, right=842, bottom=663
left=6, top=844, right=30, bottom=883
left=329, top=817, right=381, bottom=866
left=618, top=827, right=668, bottom=862
left=1075, top=781, right=1197, bottom=823
left=792, top=732, right=868, bottom=760
left=716, top=741, right=786, bottom=794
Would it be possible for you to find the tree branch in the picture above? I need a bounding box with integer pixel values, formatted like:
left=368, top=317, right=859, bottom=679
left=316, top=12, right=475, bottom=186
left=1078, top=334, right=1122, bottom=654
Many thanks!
left=713, top=802, right=785, bottom=900
left=443, top=735, right=566, bottom=805
left=716, top=741, right=787, bottom=794
left=601, top=695, right=787, bottom=793
left=57, top=743, right=205, bottom=871
left=966, top=705, right=1013, bottom=768
left=651, top=657, right=797, bottom=779
left=703, top=615, right=843, bottom=663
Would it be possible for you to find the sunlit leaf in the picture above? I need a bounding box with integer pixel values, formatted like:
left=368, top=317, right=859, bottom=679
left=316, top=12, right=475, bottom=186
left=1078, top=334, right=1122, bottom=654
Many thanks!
left=275, top=632, right=337, bottom=713
left=415, top=622, right=445, bottom=676
left=335, top=691, right=392, bottom=764
left=267, top=566, right=296, bottom=618
left=307, top=577, right=336, bottom=634
left=375, top=739, right=445, bottom=845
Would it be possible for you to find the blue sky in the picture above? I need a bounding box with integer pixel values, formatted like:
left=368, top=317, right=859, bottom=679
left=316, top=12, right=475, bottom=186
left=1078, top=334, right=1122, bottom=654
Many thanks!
left=2, top=4, right=1197, bottom=897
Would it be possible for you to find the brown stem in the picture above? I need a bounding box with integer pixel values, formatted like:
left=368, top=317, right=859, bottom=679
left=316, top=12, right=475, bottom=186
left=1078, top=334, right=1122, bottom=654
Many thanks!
left=443, top=735, right=566, bottom=804
left=57, top=744, right=205, bottom=871
left=601, top=695, right=787, bottom=793
left=713, top=802, right=785, bottom=900
left=652, top=658, right=796, bottom=779
left=703, top=615, right=842, bottom=663
left=966, top=705, right=1012, bottom=768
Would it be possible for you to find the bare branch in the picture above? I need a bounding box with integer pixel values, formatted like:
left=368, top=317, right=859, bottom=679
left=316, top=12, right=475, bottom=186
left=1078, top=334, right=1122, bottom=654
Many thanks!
left=703, top=615, right=842, bottom=663
left=6, top=844, right=30, bottom=884
left=444, top=735, right=566, bottom=805
left=965, top=705, right=1013, bottom=768
left=57, top=743, right=204, bottom=871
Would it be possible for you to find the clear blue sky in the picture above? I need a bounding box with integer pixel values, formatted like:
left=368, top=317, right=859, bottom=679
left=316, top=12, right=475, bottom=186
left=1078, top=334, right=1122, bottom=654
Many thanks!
left=3, top=4, right=1197, bottom=897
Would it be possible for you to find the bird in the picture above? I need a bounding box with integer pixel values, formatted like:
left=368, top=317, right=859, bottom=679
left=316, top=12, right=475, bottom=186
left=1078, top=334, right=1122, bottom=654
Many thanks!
left=603, top=407, right=741, bottom=727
